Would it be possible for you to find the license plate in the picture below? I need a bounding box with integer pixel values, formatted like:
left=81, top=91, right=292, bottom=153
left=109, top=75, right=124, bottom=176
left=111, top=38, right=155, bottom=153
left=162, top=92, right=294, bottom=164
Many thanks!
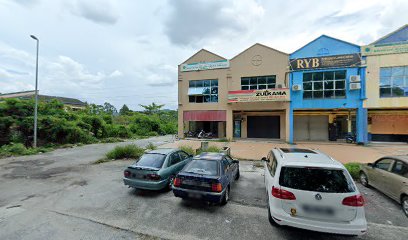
left=183, top=180, right=210, bottom=187
left=302, top=205, right=334, bottom=216
left=188, top=193, right=202, bottom=199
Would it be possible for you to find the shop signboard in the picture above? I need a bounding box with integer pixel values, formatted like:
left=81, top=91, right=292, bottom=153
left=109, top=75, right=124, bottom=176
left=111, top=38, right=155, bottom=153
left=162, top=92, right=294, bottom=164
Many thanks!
left=361, top=43, right=408, bottom=56
left=181, top=59, right=229, bottom=72
left=289, top=53, right=361, bottom=70
left=228, top=88, right=289, bottom=103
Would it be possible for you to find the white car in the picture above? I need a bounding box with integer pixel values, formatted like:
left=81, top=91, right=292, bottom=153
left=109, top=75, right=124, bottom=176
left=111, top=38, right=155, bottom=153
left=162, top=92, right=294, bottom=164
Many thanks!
left=263, top=148, right=367, bottom=235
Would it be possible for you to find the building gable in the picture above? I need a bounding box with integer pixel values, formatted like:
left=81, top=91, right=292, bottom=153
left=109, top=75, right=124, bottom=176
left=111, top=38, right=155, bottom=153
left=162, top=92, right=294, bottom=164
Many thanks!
left=230, top=43, right=288, bottom=62
left=181, top=49, right=226, bottom=65
left=372, top=25, right=408, bottom=45
left=290, top=35, right=360, bottom=59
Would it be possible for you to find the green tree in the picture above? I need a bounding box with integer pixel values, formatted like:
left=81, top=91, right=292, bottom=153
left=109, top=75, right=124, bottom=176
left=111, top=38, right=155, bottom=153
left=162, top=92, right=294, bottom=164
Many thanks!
left=139, top=102, right=164, bottom=115
left=119, top=104, right=131, bottom=115
left=103, top=102, right=117, bottom=115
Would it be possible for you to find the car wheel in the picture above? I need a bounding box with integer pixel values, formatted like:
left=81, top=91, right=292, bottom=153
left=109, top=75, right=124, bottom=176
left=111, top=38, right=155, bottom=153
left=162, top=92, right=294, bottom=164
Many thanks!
left=402, top=196, right=408, bottom=217
left=235, top=169, right=240, bottom=180
left=359, top=172, right=369, bottom=187
left=268, top=203, right=279, bottom=227
left=221, top=186, right=229, bottom=205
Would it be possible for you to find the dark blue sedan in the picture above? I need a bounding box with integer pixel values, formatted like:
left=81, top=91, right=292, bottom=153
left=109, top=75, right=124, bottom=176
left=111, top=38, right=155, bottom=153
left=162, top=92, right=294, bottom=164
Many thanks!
left=172, top=152, right=240, bottom=205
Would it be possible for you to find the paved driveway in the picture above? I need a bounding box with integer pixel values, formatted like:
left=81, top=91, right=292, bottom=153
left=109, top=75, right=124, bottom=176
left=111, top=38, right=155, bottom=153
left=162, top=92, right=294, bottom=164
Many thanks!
left=0, top=137, right=407, bottom=240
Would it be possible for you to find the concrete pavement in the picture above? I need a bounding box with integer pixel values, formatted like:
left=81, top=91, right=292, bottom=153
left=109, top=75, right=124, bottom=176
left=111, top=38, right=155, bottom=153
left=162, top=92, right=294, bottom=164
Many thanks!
left=162, top=139, right=408, bottom=163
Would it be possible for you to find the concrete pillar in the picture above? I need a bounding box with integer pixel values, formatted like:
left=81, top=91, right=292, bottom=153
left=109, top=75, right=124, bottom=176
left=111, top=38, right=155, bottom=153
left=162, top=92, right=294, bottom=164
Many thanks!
left=288, top=105, right=294, bottom=144
left=356, top=107, right=368, bottom=144
left=226, top=109, right=233, bottom=140
left=347, top=111, right=352, bottom=134
left=218, top=122, right=225, bottom=138
left=241, top=115, right=247, bottom=138
left=177, top=109, right=184, bottom=138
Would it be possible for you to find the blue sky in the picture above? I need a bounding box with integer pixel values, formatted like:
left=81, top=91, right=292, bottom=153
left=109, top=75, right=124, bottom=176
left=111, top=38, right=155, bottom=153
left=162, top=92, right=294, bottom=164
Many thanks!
left=0, top=0, right=407, bottom=110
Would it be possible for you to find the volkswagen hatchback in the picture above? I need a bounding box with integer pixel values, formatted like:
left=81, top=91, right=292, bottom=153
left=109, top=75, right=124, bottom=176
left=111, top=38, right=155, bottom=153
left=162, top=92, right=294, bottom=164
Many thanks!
left=263, top=148, right=367, bottom=235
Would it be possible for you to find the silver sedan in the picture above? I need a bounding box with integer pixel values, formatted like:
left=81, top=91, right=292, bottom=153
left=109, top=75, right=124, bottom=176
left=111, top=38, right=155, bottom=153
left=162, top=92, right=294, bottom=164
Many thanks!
left=359, top=155, right=408, bottom=217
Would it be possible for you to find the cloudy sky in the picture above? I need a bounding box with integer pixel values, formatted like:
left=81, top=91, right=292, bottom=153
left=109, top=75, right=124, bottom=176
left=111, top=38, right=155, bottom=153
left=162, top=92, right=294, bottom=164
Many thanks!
left=1, top=0, right=407, bottom=110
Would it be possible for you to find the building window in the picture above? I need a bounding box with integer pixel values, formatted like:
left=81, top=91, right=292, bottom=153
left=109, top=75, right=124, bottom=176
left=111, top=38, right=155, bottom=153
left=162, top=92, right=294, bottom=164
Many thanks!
left=380, top=66, right=408, bottom=98
left=241, top=76, right=276, bottom=90
left=188, top=79, right=218, bottom=103
left=303, top=70, right=346, bottom=99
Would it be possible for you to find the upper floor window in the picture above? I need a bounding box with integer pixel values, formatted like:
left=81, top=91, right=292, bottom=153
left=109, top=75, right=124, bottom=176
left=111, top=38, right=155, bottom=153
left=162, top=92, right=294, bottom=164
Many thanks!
left=303, top=70, right=346, bottom=99
left=380, top=66, right=408, bottom=98
left=188, top=79, right=218, bottom=103
left=241, top=76, right=276, bottom=90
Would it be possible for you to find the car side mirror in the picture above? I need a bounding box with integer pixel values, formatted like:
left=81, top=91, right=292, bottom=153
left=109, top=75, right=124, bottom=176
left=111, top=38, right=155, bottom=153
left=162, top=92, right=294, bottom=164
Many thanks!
left=232, top=160, right=239, bottom=164
left=261, top=157, right=269, bottom=162
left=367, top=163, right=373, bottom=168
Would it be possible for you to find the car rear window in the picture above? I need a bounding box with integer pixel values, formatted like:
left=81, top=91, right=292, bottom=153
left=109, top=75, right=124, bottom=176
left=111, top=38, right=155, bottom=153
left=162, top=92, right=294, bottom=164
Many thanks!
left=135, top=154, right=166, bottom=168
left=184, top=160, right=219, bottom=176
left=279, top=167, right=355, bottom=193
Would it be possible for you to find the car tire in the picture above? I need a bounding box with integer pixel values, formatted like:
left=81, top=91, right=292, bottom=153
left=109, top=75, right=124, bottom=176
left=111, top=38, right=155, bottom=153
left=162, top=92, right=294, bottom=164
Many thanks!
left=221, top=186, right=230, bottom=205
left=359, top=172, right=369, bottom=187
left=235, top=169, right=240, bottom=180
left=402, top=196, right=408, bottom=217
left=268, top=203, right=279, bottom=227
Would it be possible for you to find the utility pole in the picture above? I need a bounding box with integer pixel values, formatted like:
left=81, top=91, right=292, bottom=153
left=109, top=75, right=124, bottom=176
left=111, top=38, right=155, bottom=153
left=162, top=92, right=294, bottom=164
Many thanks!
left=30, top=35, right=39, bottom=148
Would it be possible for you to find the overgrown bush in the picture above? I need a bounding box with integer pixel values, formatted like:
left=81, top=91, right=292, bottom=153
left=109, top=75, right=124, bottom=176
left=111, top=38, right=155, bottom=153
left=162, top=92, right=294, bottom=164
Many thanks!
left=106, top=144, right=145, bottom=160
left=344, top=162, right=361, bottom=179
left=0, top=98, right=177, bottom=157
left=179, top=145, right=195, bottom=156
left=0, top=143, right=50, bottom=157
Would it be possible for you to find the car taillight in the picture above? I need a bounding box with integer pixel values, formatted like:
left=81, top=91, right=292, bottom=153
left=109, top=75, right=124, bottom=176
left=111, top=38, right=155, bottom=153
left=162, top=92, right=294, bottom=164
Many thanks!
left=211, top=183, right=222, bottom=192
left=342, top=194, right=364, bottom=207
left=124, top=170, right=131, bottom=178
left=146, top=174, right=161, bottom=181
left=173, top=177, right=182, bottom=187
left=271, top=186, right=296, bottom=200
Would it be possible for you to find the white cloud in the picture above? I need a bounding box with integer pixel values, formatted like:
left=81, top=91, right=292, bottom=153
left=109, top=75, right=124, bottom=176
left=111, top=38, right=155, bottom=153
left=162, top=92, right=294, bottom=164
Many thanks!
left=164, top=0, right=264, bottom=46
left=69, top=0, right=119, bottom=25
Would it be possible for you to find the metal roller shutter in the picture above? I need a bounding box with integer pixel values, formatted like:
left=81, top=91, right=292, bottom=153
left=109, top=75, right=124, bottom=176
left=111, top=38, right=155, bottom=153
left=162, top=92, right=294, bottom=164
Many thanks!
left=294, top=115, right=328, bottom=141
left=247, top=116, right=280, bottom=138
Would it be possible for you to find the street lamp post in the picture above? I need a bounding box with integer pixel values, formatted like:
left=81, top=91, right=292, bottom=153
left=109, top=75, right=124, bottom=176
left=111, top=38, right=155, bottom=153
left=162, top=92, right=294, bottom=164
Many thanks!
left=30, top=35, right=39, bottom=148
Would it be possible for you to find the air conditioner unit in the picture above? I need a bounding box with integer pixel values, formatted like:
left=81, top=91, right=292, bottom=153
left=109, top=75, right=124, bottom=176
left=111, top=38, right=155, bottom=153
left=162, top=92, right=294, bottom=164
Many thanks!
left=292, top=84, right=302, bottom=91
left=350, top=75, right=361, bottom=82
left=350, top=83, right=361, bottom=90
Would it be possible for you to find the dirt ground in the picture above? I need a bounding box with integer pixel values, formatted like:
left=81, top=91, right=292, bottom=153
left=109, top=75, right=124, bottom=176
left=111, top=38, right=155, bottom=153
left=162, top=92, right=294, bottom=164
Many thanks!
left=162, top=139, right=408, bottom=164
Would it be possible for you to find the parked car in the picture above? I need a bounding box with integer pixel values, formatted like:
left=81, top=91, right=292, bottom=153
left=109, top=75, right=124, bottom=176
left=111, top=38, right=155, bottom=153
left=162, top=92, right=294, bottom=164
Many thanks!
left=359, top=155, right=408, bottom=217
left=263, top=148, right=367, bottom=236
left=123, top=148, right=192, bottom=191
left=172, top=152, right=239, bottom=205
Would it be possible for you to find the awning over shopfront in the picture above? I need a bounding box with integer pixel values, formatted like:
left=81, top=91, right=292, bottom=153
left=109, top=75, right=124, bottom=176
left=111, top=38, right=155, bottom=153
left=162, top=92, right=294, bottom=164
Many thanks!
left=183, top=110, right=226, bottom=121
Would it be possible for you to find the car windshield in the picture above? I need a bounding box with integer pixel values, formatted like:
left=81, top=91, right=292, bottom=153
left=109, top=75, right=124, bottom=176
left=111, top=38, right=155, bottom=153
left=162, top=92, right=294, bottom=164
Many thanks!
left=184, top=160, right=219, bottom=176
left=135, top=154, right=166, bottom=169
left=279, top=167, right=355, bottom=193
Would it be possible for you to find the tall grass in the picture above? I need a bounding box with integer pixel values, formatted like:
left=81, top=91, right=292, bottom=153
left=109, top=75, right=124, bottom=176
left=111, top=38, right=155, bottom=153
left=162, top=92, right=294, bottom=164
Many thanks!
left=179, top=145, right=195, bottom=155
left=146, top=142, right=157, bottom=150
left=106, top=144, right=145, bottom=160
left=344, top=162, right=361, bottom=179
